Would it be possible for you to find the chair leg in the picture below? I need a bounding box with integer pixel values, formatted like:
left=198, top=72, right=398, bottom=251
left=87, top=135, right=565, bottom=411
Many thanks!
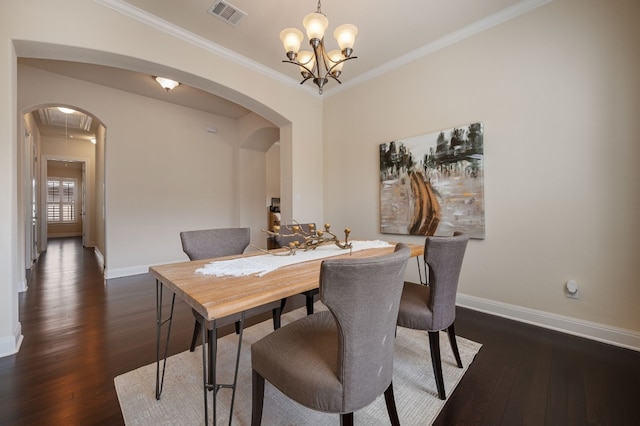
left=428, top=331, right=446, bottom=400
left=305, top=292, right=315, bottom=315
left=383, top=381, right=401, bottom=426
left=190, top=319, right=201, bottom=352
left=447, top=323, right=463, bottom=368
left=234, top=321, right=241, bottom=335
left=340, top=412, right=354, bottom=426
left=272, top=306, right=282, bottom=330
left=251, top=370, right=265, bottom=426
left=207, top=327, right=216, bottom=388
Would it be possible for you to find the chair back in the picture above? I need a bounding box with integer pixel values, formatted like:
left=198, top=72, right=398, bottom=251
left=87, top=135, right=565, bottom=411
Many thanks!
left=319, top=243, right=410, bottom=411
left=274, top=223, right=315, bottom=248
left=425, top=232, right=469, bottom=330
left=180, top=227, right=250, bottom=261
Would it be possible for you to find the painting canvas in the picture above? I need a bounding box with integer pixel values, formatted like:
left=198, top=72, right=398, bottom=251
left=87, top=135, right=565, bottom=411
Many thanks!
left=379, top=122, right=485, bottom=239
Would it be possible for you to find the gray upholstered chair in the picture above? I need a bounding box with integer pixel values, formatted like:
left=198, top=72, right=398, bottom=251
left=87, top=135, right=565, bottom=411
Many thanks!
left=274, top=223, right=319, bottom=315
left=251, top=243, right=411, bottom=426
left=396, top=232, right=469, bottom=400
left=180, top=228, right=283, bottom=352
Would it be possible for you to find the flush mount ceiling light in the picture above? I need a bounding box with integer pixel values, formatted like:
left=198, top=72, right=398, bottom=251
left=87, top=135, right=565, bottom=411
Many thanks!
left=279, top=0, right=358, bottom=95
left=57, top=107, right=76, bottom=114
left=154, top=76, right=180, bottom=91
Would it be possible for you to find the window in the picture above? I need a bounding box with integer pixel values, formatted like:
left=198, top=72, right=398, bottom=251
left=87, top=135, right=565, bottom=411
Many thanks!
left=47, top=177, right=76, bottom=223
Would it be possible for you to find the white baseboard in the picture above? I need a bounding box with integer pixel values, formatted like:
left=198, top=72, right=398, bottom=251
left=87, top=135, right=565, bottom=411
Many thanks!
left=18, top=276, right=27, bottom=293
left=457, top=293, right=640, bottom=352
left=104, top=260, right=184, bottom=280
left=94, top=247, right=105, bottom=272
left=104, top=265, right=150, bottom=280
left=0, top=323, right=23, bottom=358
left=47, top=232, right=82, bottom=238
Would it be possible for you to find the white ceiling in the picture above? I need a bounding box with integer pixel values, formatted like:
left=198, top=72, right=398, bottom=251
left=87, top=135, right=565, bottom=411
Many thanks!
left=20, top=0, right=549, bottom=134
left=120, top=0, right=536, bottom=88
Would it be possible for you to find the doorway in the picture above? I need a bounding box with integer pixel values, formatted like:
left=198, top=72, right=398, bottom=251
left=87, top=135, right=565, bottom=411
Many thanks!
left=22, top=105, right=105, bottom=271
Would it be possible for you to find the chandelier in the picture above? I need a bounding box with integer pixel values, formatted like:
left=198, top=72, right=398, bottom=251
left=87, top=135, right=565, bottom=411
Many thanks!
left=279, top=0, right=358, bottom=94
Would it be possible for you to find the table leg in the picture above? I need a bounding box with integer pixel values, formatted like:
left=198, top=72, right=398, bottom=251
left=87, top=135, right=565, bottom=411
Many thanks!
left=155, top=279, right=176, bottom=400
left=202, top=318, right=213, bottom=425
left=229, top=312, right=244, bottom=425
left=201, top=312, right=245, bottom=425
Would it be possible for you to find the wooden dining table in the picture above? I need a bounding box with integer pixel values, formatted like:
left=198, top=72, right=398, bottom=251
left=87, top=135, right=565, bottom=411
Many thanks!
left=149, top=241, right=423, bottom=425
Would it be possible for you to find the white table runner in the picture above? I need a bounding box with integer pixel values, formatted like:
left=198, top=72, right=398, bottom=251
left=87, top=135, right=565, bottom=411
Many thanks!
left=195, top=240, right=393, bottom=277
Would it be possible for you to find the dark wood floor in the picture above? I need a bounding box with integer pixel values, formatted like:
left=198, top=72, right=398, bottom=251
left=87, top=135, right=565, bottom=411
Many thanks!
left=1, top=237, right=639, bottom=425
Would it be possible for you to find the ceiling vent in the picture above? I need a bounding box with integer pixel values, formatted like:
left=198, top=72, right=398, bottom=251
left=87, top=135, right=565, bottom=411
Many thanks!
left=208, top=1, right=247, bottom=26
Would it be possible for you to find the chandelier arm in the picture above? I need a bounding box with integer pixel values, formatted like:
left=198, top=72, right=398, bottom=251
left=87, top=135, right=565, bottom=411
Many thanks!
left=318, top=48, right=332, bottom=78
left=282, top=59, right=313, bottom=75
left=326, top=55, right=358, bottom=74
left=282, top=60, right=317, bottom=84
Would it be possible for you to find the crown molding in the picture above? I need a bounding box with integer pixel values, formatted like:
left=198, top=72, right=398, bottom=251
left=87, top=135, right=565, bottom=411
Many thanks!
left=93, top=0, right=316, bottom=96
left=95, top=0, right=552, bottom=99
left=326, top=0, right=553, bottom=97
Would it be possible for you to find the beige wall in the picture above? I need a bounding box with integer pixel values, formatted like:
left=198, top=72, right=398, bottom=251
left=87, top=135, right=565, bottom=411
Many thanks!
left=324, top=0, right=640, bottom=336
left=0, top=35, right=20, bottom=356
left=266, top=143, right=281, bottom=208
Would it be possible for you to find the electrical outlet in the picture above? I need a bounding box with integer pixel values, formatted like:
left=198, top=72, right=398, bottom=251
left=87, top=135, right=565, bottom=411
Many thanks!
left=566, top=280, right=579, bottom=299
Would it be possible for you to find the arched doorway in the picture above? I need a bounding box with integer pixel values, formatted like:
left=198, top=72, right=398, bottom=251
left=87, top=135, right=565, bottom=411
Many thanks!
left=22, top=104, right=106, bottom=271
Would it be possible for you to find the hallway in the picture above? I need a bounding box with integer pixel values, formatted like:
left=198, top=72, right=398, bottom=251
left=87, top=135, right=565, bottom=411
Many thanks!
left=0, top=238, right=195, bottom=424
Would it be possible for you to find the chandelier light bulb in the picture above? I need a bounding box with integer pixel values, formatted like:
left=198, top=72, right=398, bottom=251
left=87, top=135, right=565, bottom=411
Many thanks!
left=154, top=76, right=180, bottom=91
left=334, top=24, right=358, bottom=56
left=280, top=28, right=303, bottom=57
left=297, top=51, right=315, bottom=76
left=302, top=12, right=328, bottom=41
left=327, top=50, right=344, bottom=76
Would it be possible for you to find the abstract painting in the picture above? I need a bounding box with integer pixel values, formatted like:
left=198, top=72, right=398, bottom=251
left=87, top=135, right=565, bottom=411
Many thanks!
left=379, top=122, right=485, bottom=239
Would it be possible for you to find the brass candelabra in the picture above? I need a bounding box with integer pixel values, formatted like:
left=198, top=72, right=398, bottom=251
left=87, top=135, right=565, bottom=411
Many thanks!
left=262, top=221, right=352, bottom=255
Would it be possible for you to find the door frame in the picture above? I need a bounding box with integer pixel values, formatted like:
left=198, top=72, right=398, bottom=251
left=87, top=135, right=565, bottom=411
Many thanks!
left=40, top=155, right=91, bottom=251
left=23, top=127, right=39, bottom=267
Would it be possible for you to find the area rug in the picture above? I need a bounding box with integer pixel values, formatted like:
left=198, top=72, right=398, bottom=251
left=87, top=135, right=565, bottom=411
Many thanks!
left=115, top=304, right=481, bottom=425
